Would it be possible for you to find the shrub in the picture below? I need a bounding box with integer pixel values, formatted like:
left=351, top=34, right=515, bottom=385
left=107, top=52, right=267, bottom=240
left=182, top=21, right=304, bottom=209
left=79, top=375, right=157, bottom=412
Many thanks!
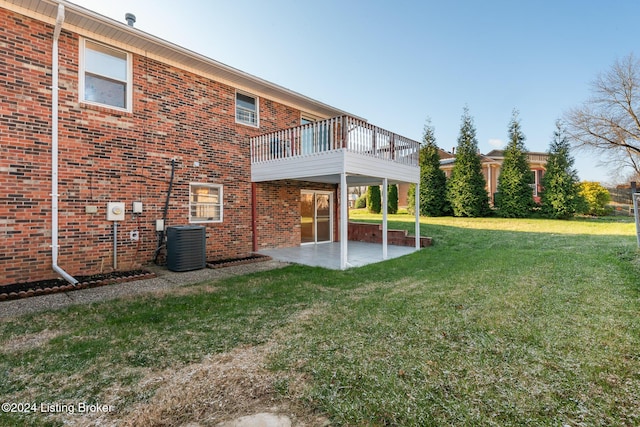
left=388, top=184, right=398, bottom=214
left=407, top=184, right=416, bottom=215
left=367, top=185, right=381, bottom=214
left=578, top=181, right=611, bottom=216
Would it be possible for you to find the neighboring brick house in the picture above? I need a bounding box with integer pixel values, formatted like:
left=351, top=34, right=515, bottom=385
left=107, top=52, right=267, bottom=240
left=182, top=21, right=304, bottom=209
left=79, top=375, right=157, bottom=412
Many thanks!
left=0, top=0, right=420, bottom=286
left=398, top=148, right=547, bottom=208
left=483, top=149, right=548, bottom=204
left=440, top=149, right=548, bottom=205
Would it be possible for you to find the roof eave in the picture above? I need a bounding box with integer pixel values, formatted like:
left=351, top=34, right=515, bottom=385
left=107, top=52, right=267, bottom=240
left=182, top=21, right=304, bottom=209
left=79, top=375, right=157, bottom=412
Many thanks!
left=1, top=0, right=355, bottom=119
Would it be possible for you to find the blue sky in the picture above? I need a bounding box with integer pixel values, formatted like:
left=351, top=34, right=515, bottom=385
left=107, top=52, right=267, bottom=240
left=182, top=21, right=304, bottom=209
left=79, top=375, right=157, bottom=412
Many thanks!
left=71, top=0, right=640, bottom=183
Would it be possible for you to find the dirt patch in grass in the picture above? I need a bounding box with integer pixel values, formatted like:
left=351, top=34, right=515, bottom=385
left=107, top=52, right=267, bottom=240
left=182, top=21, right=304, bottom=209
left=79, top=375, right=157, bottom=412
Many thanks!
left=105, top=344, right=327, bottom=427
left=135, top=282, right=221, bottom=301
left=1, top=329, right=63, bottom=354
left=59, top=304, right=333, bottom=426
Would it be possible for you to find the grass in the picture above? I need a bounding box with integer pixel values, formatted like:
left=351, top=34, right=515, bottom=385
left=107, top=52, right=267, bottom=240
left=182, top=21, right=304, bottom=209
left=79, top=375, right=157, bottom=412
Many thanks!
left=1, top=215, right=639, bottom=426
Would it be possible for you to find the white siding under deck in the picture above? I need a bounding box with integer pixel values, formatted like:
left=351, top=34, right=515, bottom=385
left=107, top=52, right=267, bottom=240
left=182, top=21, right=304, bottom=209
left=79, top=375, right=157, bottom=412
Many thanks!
left=250, top=115, right=420, bottom=184
left=251, top=150, right=419, bottom=184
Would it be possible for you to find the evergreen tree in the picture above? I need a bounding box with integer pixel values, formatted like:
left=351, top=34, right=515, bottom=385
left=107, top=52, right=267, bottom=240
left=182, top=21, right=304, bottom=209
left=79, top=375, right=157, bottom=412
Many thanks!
left=541, top=121, right=582, bottom=219
left=447, top=107, right=490, bottom=217
left=495, top=110, right=535, bottom=217
left=407, top=183, right=416, bottom=215
left=367, top=185, right=381, bottom=214
left=387, top=184, right=398, bottom=214
left=418, top=119, right=450, bottom=216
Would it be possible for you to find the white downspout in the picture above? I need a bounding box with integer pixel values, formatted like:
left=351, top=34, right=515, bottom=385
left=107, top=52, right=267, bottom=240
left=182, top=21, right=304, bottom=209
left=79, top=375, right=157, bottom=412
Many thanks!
left=51, top=4, right=78, bottom=285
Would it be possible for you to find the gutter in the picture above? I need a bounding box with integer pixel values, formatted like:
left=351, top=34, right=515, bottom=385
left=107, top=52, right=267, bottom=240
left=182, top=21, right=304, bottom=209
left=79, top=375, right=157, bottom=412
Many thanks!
left=51, top=3, right=78, bottom=285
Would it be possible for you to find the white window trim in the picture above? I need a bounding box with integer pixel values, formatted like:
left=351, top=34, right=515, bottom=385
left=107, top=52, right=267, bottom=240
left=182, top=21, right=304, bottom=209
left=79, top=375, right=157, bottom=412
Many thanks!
left=300, top=190, right=334, bottom=245
left=79, top=37, right=133, bottom=112
left=235, top=90, right=259, bottom=127
left=189, top=183, right=223, bottom=224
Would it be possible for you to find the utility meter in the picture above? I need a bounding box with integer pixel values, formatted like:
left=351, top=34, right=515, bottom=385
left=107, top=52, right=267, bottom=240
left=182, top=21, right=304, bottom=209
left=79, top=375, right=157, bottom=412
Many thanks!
left=107, top=202, right=125, bottom=221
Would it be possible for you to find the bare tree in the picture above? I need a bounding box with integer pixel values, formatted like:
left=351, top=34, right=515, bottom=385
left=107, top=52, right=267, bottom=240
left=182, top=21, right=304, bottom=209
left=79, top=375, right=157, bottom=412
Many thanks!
left=565, top=53, right=640, bottom=177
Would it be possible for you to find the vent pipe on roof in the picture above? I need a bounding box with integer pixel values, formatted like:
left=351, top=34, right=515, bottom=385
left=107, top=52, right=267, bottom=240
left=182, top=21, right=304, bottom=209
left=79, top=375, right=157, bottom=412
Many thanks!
left=125, top=13, right=136, bottom=27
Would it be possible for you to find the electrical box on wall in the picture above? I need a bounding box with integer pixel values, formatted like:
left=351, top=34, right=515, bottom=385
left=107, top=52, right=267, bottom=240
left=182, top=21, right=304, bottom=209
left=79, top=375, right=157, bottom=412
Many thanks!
left=107, top=202, right=125, bottom=221
left=132, top=201, right=143, bottom=214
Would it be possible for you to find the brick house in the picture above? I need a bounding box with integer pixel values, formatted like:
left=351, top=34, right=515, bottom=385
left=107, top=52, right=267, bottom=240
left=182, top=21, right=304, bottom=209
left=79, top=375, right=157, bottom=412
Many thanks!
left=439, top=149, right=548, bottom=205
left=398, top=148, right=548, bottom=208
left=0, top=0, right=420, bottom=286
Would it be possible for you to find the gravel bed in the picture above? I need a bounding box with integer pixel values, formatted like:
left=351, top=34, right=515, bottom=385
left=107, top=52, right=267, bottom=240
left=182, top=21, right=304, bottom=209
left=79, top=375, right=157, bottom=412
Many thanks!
left=0, top=260, right=288, bottom=320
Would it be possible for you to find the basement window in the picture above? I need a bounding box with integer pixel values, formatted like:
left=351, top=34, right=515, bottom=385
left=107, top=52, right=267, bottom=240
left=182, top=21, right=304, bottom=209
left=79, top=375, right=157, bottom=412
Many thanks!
left=189, top=183, right=223, bottom=223
left=80, top=39, right=132, bottom=111
left=235, top=91, right=259, bottom=126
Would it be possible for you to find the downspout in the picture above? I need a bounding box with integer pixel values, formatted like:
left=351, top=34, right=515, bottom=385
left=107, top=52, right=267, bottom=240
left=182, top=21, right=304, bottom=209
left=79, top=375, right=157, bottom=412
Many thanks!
left=51, top=4, right=78, bottom=285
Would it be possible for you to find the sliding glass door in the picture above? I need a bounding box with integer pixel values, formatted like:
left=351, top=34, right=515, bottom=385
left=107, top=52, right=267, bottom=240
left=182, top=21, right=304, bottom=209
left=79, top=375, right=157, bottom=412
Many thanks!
left=301, top=191, right=333, bottom=244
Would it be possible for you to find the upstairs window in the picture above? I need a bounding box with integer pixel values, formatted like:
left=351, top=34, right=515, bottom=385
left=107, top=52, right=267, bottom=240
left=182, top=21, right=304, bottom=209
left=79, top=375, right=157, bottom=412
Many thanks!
left=189, top=183, right=223, bottom=223
left=236, top=92, right=258, bottom=126
left=80, top=39, right=131, bottom=111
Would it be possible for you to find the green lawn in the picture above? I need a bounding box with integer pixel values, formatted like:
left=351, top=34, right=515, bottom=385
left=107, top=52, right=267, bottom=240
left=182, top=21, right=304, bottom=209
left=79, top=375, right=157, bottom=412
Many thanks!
left=1, top=215, right=639, bottom=426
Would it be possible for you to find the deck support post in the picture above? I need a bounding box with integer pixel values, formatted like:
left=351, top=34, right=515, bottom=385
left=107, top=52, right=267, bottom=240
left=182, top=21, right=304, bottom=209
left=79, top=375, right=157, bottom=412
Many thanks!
left=340, top=172, right=348, bottom=269
left=415, top=179, right=420, bottom=249
left=382, top=178, right=388, bottom=260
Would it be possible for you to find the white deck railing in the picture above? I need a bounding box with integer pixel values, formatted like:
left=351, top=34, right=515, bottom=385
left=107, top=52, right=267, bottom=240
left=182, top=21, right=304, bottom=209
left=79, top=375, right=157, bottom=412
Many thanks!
left=250, top=115, right=420, bottom=167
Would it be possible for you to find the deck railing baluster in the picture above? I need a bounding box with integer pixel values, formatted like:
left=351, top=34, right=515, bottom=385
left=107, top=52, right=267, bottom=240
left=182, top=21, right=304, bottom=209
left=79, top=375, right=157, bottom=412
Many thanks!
left=250, top=115, right=420, bottom=165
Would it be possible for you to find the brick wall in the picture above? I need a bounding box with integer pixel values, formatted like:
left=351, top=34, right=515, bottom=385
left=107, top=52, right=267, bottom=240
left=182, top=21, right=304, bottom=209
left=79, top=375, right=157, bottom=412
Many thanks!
left=348, top=222, right=431, bottom=247
left=254, top=181, right=338, bottom=249
left=0, top=8, right=301, bottom=285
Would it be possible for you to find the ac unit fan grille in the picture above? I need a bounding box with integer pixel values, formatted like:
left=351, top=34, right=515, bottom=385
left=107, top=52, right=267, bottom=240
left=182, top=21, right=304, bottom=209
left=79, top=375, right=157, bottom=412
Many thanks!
left=166, top=226, right=206, bottom=272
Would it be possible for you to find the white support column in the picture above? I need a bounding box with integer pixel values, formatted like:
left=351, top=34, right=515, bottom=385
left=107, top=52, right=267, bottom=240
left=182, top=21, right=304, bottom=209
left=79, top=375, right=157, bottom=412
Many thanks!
left=415, top=180, right=420, bottom=249
left=488, top=166, right=493, bottom=204
left=340, top=173, right=348, bottom=269
left=382, top=178, right=388, bottom=259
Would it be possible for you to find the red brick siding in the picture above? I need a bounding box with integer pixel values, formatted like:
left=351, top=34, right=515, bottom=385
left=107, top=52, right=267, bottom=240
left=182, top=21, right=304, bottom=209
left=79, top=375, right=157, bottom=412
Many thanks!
left=348, top=222, right=431, bottom=247
left=0, top=8, right=301, bottom=285
left=255, top=181, right=338, bottom=249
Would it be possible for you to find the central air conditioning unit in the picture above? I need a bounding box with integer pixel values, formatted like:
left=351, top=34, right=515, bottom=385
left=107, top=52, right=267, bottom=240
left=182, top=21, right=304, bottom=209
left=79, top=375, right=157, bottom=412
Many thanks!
left=166, top=225, right=206, bottom=272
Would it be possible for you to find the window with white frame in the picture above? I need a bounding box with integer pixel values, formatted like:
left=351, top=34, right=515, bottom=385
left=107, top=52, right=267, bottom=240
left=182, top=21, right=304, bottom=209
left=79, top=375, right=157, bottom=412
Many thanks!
left=80, top=39, right=132, bottom=111
left=236, top=92, right=258, bottom=126
left=189, top=183, right=223, bottom=223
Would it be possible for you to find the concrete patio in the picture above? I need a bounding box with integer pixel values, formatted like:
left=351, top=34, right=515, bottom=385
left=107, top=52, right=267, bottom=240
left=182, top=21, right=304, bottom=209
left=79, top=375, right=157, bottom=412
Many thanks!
left=258, top=241, right=420, bottom=270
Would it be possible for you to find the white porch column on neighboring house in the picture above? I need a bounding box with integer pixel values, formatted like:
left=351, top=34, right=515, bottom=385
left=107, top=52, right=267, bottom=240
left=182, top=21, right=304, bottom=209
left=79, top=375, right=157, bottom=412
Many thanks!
left=340, top=172, right=348, bottom=269
left=415, top=180, right=420, bottom=249
left=382, top=178, right=388, bottom=259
